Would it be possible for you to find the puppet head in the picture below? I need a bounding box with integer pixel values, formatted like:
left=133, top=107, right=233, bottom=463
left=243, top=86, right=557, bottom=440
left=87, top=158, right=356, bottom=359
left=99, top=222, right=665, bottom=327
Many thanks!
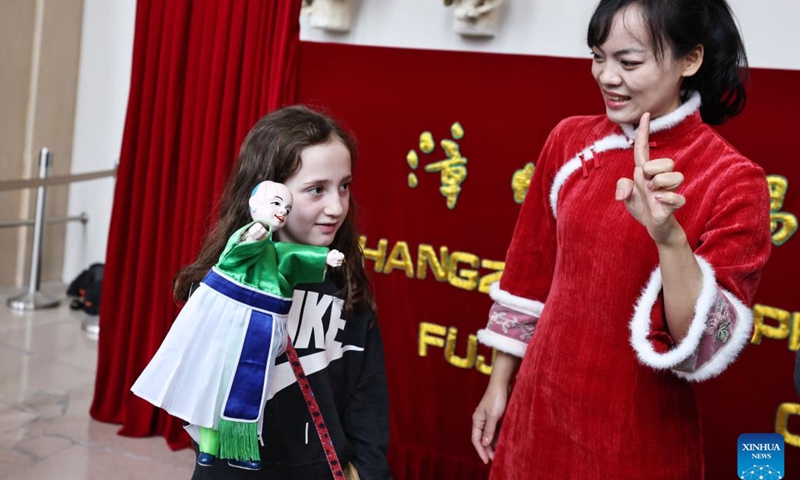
left=249, top=181, right=293, bottom=231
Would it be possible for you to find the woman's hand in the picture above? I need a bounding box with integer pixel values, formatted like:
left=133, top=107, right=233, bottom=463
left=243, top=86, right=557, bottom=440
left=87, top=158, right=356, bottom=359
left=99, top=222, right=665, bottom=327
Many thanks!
left=326, top=249, right=345, bottom=267
left=615, top=112, right=686, bottom=246
left=471, top=382, right=509, bottom=464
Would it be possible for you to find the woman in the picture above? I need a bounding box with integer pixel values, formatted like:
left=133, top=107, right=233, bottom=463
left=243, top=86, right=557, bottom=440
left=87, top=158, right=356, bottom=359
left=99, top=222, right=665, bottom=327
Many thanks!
left=471, top=1, right=771, bottom=478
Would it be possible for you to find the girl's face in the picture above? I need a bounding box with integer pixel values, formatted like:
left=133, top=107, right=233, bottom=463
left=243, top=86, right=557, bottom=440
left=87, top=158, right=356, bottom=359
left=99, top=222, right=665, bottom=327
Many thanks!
left=590, top=5, right=701, bottom=125
left=275, top=137, right=352, bottom=247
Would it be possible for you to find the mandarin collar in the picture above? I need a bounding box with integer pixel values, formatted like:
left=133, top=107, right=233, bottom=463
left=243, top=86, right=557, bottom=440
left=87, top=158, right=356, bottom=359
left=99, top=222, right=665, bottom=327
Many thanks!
left=618, top=91, right=703, bottom=146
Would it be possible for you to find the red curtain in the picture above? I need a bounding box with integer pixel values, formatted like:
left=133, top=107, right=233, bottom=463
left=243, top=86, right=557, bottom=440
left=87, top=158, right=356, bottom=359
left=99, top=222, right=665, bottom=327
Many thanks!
left=89, top=0, right=302, bottom=449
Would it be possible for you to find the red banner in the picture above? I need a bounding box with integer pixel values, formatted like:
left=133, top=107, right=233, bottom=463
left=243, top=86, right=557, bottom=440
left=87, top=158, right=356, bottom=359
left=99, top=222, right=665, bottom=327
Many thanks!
left=297, top=41, right=800, bottom=480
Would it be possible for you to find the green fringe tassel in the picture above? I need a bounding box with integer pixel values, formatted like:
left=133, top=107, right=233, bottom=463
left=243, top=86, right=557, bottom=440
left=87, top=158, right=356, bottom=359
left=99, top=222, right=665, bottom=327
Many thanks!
left=218, top=419, right=260, bottom=461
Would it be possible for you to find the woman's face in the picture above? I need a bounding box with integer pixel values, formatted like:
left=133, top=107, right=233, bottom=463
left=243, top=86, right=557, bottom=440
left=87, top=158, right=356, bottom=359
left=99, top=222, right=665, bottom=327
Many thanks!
left=590, top=5, right=698, bottom=125
left=274, top=137, right=352, bottom=247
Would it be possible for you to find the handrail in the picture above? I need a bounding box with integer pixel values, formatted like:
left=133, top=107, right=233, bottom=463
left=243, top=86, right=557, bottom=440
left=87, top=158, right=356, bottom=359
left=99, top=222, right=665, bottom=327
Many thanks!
left=0, top=213, right=89, bottom=229
left=0, top=168, right=116, bottom=192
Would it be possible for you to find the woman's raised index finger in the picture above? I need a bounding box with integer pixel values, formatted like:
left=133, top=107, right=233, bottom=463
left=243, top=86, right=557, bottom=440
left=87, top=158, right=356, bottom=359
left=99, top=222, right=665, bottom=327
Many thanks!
left=634, top=112, right=651, bottom=167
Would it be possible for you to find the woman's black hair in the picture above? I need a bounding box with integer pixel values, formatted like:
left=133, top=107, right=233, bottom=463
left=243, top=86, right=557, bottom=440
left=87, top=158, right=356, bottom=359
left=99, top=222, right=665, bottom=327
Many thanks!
left=588, top=0, right=749, bottom=125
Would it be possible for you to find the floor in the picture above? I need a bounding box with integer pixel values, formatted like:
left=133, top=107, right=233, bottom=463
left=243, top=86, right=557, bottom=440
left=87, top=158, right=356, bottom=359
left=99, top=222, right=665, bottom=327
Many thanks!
left=0, top=283, right=195, bottom=480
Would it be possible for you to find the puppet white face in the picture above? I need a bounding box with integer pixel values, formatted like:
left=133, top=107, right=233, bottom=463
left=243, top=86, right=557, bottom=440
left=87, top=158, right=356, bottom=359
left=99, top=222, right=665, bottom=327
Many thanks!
left=249, top=181, right=293, bottom=231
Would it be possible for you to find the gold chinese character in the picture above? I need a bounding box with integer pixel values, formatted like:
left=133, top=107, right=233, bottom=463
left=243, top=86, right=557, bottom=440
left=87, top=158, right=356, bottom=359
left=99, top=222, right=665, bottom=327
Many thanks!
left=511, top=162, right=535, bottom=204
left=405, top=123, right=468, bottom=209
left=768, top=175, right=797, bottom=246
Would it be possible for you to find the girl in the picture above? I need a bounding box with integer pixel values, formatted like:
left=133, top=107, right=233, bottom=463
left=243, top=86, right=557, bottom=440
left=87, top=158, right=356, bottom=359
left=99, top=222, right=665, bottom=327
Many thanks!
left=471, top=1, right=771, bottom=478
left=174, top=106, right=391, bottom=480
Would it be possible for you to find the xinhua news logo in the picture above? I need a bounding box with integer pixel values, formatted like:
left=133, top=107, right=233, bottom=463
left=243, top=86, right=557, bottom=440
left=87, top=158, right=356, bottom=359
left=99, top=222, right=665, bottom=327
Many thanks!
left=738, top=433, right=784, bottom=479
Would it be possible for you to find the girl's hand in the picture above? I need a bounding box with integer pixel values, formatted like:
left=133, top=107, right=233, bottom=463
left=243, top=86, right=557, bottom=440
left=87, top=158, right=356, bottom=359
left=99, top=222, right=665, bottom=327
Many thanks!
left=242, top=223, right=268, bottom=242
left=615, top=112, right=686, bottom=246
left=471, top=383, right=509, bottom=464
left=326, top=249, right=345, bottom=267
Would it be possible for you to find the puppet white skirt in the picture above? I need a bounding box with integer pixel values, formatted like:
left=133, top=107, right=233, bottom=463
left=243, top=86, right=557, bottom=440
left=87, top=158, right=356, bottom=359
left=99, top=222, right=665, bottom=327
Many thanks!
left=131, top=268, right=290, bottom=432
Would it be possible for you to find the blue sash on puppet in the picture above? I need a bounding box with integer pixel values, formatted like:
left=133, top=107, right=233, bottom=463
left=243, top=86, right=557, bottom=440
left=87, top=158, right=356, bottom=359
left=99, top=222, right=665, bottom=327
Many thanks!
left=202, top=268, right=292, bottom=461
left=203, top=268, right=292, bottom=314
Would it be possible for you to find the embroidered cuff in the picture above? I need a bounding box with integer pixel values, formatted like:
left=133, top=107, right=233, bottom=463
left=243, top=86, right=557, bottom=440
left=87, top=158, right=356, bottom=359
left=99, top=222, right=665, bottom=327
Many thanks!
left=477, top=283, right=544, bottom=358
left=630, top=255, right=722, bottom=379
left=673, top=288, right=752, bottom=381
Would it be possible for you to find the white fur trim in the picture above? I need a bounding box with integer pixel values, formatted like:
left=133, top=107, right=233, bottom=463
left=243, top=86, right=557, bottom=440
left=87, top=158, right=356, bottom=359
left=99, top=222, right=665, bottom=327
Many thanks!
left=674, top=288, right=753, bottom=382
left=549, top=157, right=582, bottom=218
left=477, top=329, right=528, bottom=358
left=549, top=134, right=631, bottom=218
left=593, top=133, right=632, bottom=153
left=629, top=255, right=717, bottom=371
left=489, top=282, right=544, bottom=317
left=620, top=91, right=702, bottom=140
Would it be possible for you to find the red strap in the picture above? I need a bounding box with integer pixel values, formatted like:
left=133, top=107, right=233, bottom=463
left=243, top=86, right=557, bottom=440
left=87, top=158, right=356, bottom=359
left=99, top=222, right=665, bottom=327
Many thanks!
left=284, top=338, right=343, bottom=479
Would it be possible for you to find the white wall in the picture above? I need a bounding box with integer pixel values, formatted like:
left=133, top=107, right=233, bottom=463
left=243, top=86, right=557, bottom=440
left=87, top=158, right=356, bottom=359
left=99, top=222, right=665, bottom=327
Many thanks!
left=64, top=0, right=799, bottom=281
left=62, top=0, right=135, bottom=282
left=301, top=0, right=597, bottom=60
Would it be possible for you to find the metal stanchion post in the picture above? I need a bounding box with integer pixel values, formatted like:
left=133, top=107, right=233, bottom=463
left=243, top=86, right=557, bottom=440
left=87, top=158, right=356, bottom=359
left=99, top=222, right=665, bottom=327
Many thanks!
left=8, top=148, right=61, bottom=310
